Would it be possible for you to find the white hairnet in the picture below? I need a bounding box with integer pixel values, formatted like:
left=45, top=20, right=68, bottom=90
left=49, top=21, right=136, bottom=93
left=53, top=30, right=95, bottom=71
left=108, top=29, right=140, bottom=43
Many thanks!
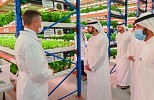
left=135, top=12, right=154, bottom=33
left=80, top=24, right=85, bottom=28
left=87, top=20, right=105, bottom=34
left=118, top=24, right=129, bottom=31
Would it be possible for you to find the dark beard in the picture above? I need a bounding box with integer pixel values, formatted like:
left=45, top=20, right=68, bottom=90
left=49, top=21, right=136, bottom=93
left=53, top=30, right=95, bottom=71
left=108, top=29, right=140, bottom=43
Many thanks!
left=88, top=28, right=94, bottom=34
left=143, top=28, right=148, bottom=35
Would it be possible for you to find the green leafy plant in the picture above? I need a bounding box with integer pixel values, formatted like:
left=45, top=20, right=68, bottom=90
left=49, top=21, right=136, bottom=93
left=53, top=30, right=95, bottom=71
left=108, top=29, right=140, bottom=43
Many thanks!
left=110, top=49, right=117, bottom=58
left=0, top=10, right=72, bottom=27
left=81, top=20, right=87, bottom=25
left=57, top=30, right=62, bottom=35
left=128, top=12, right=136, bottom=17
left=10, top=57, right=73, bottom=74
left=48, top=57, right=73, bottom=73
left=80, top=20, right=118, bottom=28
left=80, top=5, right=122, bottom=13
left=38, top=33, right=92, bottom=41
left=110, top=33, right=117, bottom=41
left=10, top=63, right=18, bottom=75
left=40, top=10, right=72, bottom=23
left=0, top=36, right=72, bottom=50
left=0, top=11, right=15, bottom=27
left=57, top=3, right=62, bottom=10
left=128, top=24, right=133, bottom=28
left=100, top=20, right=118, bottom=28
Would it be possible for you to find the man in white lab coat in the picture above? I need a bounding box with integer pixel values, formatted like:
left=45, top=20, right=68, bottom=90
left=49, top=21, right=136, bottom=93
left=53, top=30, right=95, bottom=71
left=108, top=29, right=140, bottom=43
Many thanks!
left=116, top=25, right=131, bottom=89
left=15, top=10, right=53, bottom=100
left=74, top=24, right=87, bottom=77
left=131, top=12, right=154, bottom=100
left=85, top=20, right=112, bottom=100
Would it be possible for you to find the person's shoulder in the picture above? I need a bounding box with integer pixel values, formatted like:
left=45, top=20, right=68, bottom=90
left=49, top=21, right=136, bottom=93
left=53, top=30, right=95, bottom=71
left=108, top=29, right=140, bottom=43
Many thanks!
left=125, top=31, right=132, bottom=35
left=98, top=34, right=108, bottom=41
left=99, top=33, right=107, bottom=38
left=18, top=35, right=37, bottom=46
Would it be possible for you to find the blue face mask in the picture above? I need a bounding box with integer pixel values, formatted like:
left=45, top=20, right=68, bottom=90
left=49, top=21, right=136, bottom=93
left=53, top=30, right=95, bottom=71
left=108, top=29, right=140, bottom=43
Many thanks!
left=134, top=30, right=147, bottom=41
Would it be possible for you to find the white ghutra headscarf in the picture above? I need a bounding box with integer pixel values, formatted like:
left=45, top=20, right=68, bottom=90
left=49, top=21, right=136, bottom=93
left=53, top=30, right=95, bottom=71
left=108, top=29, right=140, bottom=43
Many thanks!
left=87, top=20, right=105, bottom=34
left=134, top=12, right=154, bottom=33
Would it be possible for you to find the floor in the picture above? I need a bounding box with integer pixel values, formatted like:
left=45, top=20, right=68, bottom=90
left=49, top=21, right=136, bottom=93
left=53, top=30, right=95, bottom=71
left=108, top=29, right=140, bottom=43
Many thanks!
left=0, top=61, right=131, bottom=100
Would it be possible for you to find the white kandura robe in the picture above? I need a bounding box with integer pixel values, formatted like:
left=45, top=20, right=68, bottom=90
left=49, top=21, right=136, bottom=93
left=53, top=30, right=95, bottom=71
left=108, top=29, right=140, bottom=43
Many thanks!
left=132, top=36, right=154, bottom=100
left=130, top=37, right=145, bottom=99
left=116, top=31, right=131, bottom=86
left=85, top=33, right=112, bottom=100
left=127, top=35, right=145, bottom=93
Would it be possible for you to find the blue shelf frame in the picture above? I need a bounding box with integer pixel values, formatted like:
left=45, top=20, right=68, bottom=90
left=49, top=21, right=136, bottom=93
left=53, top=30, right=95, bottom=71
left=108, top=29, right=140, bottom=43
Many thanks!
left=152, top=0, right=154, bottom=13
left=15, top=0, right=23, bottom=37
left=15, top=0, right=82, bottom=99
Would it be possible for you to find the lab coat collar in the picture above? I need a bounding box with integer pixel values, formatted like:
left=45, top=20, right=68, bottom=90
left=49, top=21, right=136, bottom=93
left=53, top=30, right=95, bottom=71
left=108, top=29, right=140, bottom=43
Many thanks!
left=21, top=28, right=39, bottom=41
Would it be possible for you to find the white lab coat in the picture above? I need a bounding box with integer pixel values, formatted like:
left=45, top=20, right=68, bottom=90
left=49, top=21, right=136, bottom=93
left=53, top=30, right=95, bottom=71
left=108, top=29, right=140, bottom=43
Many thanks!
left=74, top=32, right=88, bottom=61
left=85, top=33, right=112, bottom=100
left=116, top=31, right=131, bottom=86
left=15, top=28, right=53, bottom=100
left=132, top=37, right=154, bottom=100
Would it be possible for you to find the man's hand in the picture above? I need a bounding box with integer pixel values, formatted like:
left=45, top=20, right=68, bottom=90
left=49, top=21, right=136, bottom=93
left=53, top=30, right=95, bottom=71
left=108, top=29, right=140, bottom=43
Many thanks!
left=51, top=69, right=55, bottom=74
left=128, top=56, right=135, bottom=61
left=85, top=65, right=92, bottom=71
left=48, top=65, right=55, bottom=74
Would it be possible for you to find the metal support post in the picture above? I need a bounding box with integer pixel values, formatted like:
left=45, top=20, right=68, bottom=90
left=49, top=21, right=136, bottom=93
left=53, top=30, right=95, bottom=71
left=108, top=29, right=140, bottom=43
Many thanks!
left=145, top=0, right=148, bottom=12
left=125, top=0, right=128, bottom=26
left=76, top=0, right=82, bottom=97
left=14, top=0, right=23, bottom=37
left=137, top=0, right=140, bottom=17
left=48, top=67, right=76, bottom=96
left=107, top=0, right=111, bottom=58
left=3, top=92, right=6, bottom=100
left=152, top=0, right=154, bottom=13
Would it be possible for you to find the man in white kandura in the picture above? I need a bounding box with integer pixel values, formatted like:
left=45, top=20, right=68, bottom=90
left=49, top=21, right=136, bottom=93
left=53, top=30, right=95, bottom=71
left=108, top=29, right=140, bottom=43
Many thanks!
left=116, top=25, right=131, bottom=89
left=127, top=26, right=145, bottom=94
left=15, top=10, right=53, bottom=100
left=131, top=12, right=154, bottom=100
left=85, top=20, right=112, bottom=100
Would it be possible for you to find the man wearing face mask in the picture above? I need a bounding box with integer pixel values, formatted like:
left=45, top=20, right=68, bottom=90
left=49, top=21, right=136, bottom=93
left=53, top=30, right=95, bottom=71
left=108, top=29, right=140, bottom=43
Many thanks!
left=74, top=24, right=88, bottom=78
left=116, top=24, right=131, bottom=89
left=127, top=26, right=145, bottom=94
left=14, top=10, right=53, bottom=100
left=84, top=20, right=112, bottom=100
left=131, top=12, right=154, bottom=100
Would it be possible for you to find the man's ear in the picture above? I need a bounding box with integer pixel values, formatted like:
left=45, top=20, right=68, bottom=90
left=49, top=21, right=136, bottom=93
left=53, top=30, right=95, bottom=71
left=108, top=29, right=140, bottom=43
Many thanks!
left=143, top=28, right=148, bottom=35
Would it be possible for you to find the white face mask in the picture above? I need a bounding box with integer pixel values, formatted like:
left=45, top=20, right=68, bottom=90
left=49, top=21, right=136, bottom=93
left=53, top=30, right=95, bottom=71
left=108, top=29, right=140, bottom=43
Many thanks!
left=38, top=25, right=43, bottom=33
left=81, top=28, right=85, bottom=33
